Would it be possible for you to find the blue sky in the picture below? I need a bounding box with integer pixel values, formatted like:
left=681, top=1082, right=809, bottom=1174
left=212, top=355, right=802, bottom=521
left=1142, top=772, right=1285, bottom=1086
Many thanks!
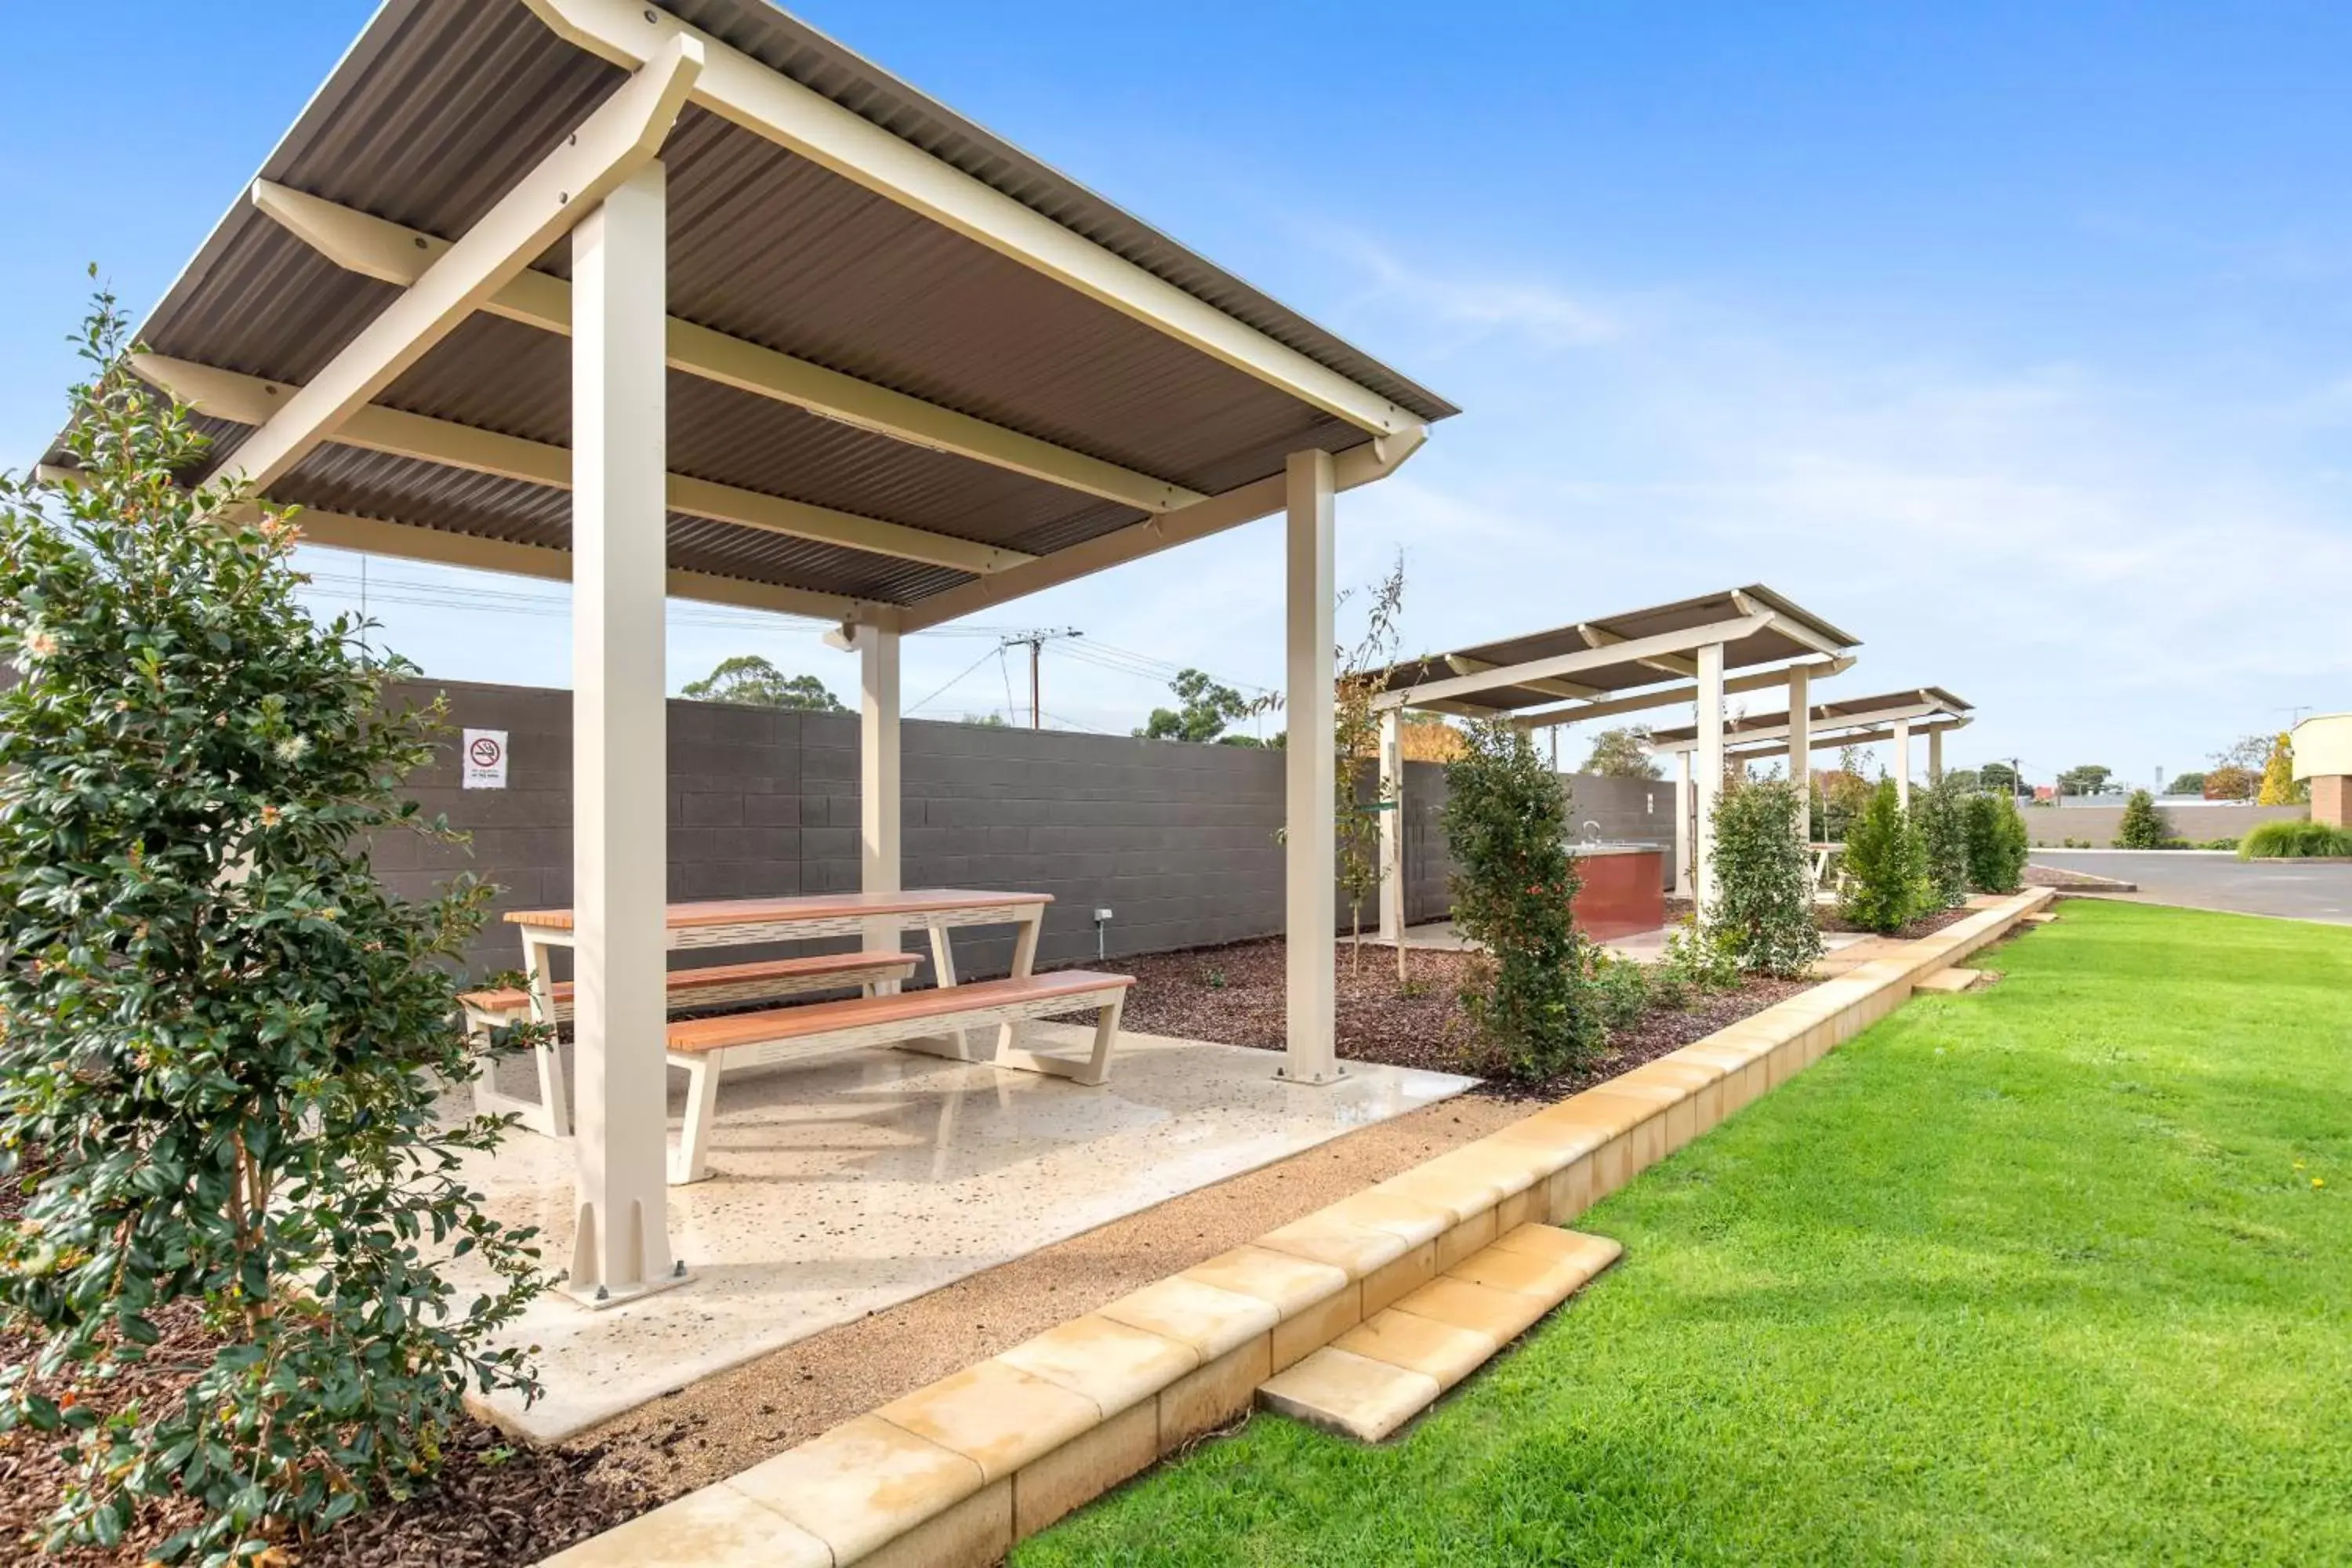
left=5, top=2, right=2348, bottom=787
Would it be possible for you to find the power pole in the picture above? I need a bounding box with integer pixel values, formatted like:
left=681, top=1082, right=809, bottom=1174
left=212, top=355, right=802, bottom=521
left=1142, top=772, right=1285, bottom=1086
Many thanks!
left=998, top=628, right=1083, bottom=729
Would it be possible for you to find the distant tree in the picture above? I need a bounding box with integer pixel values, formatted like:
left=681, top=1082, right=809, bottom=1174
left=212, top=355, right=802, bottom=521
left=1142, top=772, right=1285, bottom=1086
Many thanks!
left=2202, top=765, right=2258, bottom=801
left=1399, top=712, right=1466, bottom=763
left=1137, top=667, right=1261, bottom=744
left=956, top=711, right=1011, bottom=728
left=1978, top=760, right=2021, bottom=796
left=2165, top=769, right=2207, bottom=797
left=2116, top=789, right=2172, bottom=848
left=1581, top=725, right=1662, bottom=779
left=683, top=654, right=847, bottom=711
left=2211, top=735, right=2270, bottom=773
left=2257, top=733, right=2307, bottom=806
left=1941, top=766, right=1983, bottom=796
left=1810, top=746, right=1875, bottom=843
left=2056, top=763, right=2117, bottom=797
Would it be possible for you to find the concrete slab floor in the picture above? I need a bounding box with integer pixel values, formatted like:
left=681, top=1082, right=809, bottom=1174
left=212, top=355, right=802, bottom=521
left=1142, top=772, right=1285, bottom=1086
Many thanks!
left=445, top=1024, right=1474, bottom=1442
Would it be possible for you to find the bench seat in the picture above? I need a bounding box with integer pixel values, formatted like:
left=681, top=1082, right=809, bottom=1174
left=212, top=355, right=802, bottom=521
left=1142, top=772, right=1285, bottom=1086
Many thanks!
left=666, top=969, right=1136, bottom=1184
left=463, top=949, right=921, bottom=1138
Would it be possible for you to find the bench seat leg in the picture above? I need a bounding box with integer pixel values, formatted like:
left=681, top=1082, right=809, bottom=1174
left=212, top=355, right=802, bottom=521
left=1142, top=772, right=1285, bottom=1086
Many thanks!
left=670, top=1052, right=721, bottom=1185
left=987, top=993, right=1126, bottom=1087
left=466, top=1009, right=574, bottom=1140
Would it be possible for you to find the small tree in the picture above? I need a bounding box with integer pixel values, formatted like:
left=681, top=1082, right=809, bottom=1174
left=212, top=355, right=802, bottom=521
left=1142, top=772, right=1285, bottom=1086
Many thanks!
left=1137, top=668, right=1265, bottom=743
left=1838, top=778, right=1929, bottom=933
left=1963, top=792, right=2030, bottom=893
left=1914, top=773, right=1971, bottom=908
left=681, top=653, right=846, bottom=710
left=0, top=294, right=543, bottom=1564
left=1579, top=726, right=1661, bottom=779
left=2056, top=763, right=2117, bottom=797
left=1331, top=558, right=1407, bottom=975
left=2256, top=733, right=2306, bottom=806
left=2201, top=764, right=2257, bottom=802
left=1442, top=720, right=1600, bottom=1076
left=1702, top=777, right=1821, bottom=977
left=2166, top=769, right=2206, bottom=797
left=2116, top=788, right=2172, bottom=848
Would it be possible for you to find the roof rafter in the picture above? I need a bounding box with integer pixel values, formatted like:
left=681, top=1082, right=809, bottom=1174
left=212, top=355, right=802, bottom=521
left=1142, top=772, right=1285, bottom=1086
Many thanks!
left=1512, top=654, right=1857, bottom=731
left=135, top=354, right=1033, bottom=577
left=1578, top=619, right=1698, bottom=678
left=1442, top=652, right=1602, bottom=702
left=891, top=425, right=1426, bottom=630
left=248, top=180, right=1207, bottom=516
left=521, top=0, right=1417, bottom=437
left=285, top=508, right=874, bottom=623
left=1726, top=715, right=1970, bottom=761
left=1373, top=612, right=1773, bottom=713
left=222, top=34, right=704, bottom=491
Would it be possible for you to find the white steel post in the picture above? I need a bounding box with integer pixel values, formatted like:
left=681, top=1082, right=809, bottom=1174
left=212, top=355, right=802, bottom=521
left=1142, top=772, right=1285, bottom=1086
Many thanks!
left=1672, top=750, right=1693, bottom=901
left=1894, top=719, right=1913, bottom=809
left=1693, top=641, right=1726, bottom=911
left=1786, top=662, right=1813, bottom=862
left=1928, top=728, right=1944, bottom=786
left=1282, top=449, right=1340, bottom=1084
left=1377, top=707, right=1404, bottom=945
left=861, top=622, right=903, bottom=977
left=567, top=162, right=675, bottom=1301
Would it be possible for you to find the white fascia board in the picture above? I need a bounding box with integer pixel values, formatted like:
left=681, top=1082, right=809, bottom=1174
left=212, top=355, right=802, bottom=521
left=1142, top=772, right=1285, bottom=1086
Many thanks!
left=1375, top=613, right=1771, bottom=713
left=249, top=180, right=1205, bottom=514
left=522, top=0, right=1417, bottom=437
left=893, top=425, right=1426, bottom=631
left=224, top=36, right=704, bottom=490
left=136, top=354, right=1031, bottom=576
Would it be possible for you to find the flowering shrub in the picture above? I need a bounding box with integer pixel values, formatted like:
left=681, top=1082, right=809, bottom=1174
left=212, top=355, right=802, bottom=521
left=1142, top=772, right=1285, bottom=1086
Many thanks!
left=1701, top=776, right=1822, bottom=978
left=1441, top=720, right=1601, bottom=1076
left=0, top=296, right=543, bottom=1564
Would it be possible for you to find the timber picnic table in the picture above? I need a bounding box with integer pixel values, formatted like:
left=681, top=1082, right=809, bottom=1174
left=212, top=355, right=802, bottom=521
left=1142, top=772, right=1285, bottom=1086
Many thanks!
left=492, top=888, right=1134, bottom=1185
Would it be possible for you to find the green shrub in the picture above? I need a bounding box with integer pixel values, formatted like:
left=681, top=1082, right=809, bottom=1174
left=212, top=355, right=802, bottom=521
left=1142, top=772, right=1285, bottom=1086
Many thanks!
left=1653, top=920, right=1741, bottom=1009
left=1964, top=793, right=2031, bottom=893
left=1442, top=720, right=1601, bottom=1075
left=2115, top=789, right=2172, bottom=849
left=1588, top=953, right=1651, bottom=1034
left=2238, top=819, right=2352, bottom=859
left=0, top=296, right=544, bottom=1565
left=1840, top=779, right=1929, bottom=932
left=2199, top=837, right=2240, bottom=851
left=1701, top=777, right=1821, bottom=978
left=1913, top=775, right=1971, bottom=909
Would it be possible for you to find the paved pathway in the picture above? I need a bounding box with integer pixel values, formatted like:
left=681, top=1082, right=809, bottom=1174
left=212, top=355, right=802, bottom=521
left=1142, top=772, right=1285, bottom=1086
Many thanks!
left=2030, top=851, right=2352, bottom=925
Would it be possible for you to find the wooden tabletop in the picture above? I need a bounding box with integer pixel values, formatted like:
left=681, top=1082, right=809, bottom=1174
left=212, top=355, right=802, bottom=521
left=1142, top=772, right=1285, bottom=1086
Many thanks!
left=505, top=888, right=1054, bottom=932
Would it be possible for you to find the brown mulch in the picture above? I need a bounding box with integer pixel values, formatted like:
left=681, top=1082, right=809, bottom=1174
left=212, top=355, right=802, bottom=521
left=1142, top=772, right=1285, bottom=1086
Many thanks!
left=1096, top=935, right=1813, bottom=1101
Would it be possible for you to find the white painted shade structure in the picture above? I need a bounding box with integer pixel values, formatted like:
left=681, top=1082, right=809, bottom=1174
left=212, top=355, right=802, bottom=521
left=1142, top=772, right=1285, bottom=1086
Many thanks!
left=1365, top=586, right=1860, bottom=927
left=51, top=0, right=1453, bottom=1300
left=1647, top=684, right=1975, bottom=826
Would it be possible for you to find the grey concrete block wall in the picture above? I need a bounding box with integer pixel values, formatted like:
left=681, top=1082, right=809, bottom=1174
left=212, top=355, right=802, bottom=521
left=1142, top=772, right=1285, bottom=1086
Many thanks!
left=376, top=677, right=1676, bottom=978
left=2020, top=801, right=2305, bottom=847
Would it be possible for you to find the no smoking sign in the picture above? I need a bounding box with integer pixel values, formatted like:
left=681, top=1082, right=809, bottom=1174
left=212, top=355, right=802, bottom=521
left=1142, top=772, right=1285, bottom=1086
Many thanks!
left=462, top=728, right=509, bottom=789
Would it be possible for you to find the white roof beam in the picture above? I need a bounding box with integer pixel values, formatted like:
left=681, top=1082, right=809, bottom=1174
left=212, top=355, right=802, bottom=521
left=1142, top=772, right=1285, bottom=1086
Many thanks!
left=223, top=36, right=704, bottom=490
left=1726, top=715, right=1970, bottom=760
left=1650, top=699, right=1956, bottom=755
left=894, top=424, right=1426, bottom=630
left=136, top=354, right=1032, bottom=577
left=1374, top=612, right=1772, bottom=713
left=1512, top=654, right=1857, bottom=731
left=522, top=0, right=1418, bottom=437
left=1578, top=619, right=1700, bottom=678
left=249, top=181, right=1206, bottom=515
left=286, top=508, right=873, bottom=624
left=1442, top=653, right=1602, bottom=702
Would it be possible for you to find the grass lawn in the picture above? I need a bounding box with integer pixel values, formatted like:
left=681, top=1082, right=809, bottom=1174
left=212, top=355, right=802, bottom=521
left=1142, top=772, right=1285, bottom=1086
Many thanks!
left=1017, top=901, right=2352, bottom=1566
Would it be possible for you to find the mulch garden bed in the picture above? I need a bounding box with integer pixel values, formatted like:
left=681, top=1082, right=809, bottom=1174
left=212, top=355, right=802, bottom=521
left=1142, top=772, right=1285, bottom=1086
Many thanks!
left=1098, top=936, right=1813, bottom=1102
left=1816, top=903, right=1975, bottom=940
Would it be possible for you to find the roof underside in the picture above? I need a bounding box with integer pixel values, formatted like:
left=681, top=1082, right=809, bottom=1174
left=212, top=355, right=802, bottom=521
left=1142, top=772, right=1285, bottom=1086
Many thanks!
left=1379, top=586, right=1860, bottom=712
left=1647, top=686, right=1973, bottom=746
left=74, top=0, right=1452, bottom=613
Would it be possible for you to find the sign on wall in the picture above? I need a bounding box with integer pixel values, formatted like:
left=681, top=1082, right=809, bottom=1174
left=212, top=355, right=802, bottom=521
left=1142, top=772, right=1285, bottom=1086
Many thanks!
left=462, top=728, right=510, bottom=790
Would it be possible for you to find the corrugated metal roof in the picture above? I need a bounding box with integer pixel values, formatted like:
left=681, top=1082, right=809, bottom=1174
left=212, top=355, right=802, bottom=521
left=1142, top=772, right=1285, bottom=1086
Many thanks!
left=1380, top=586, right=1863, bottom=710
left=76, top=0, right=1451, bottom=615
